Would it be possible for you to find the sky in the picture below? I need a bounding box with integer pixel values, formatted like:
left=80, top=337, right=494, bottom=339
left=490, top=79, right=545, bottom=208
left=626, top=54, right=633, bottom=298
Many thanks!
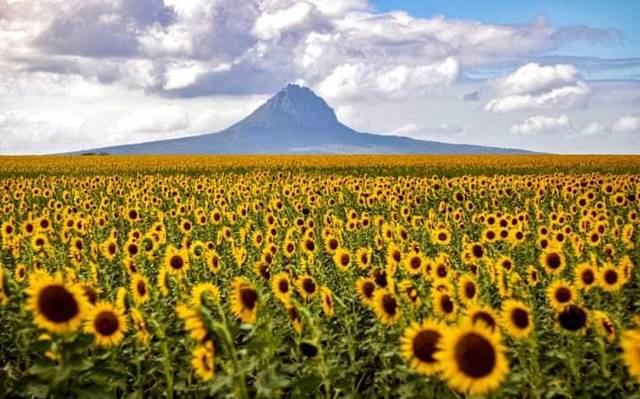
left=0, top=0, right=639, bottom=154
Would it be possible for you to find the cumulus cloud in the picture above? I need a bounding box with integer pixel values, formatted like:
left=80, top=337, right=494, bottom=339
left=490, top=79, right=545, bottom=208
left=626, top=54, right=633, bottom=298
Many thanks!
left=317, top=57, right=460, bottom=101
left=1, top=0, right=622, bottom=98
left=486, top=63, right=590, bottom=112
left=578, top=122, right=604, bottom=137
left=510, top=114, right=570, bottom=135
left=612, top=115, right=640, bottom=134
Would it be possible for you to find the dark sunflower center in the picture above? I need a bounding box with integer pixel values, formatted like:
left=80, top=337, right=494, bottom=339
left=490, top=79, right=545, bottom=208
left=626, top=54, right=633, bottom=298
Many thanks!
left=472, top=245, right=484, bottom=258
left=440, top=295, right=454, bottom=314
left=412, top=329, right=441, bottom=363
left=604, top=270, right=618, bottom=285
left=94, top=311, right=119, bottom=336
left=300, top=342, right=318, bottom=357
left=438, top=233, right=447, bottom=241
left=558, top=305, right=587, bottom=331
left=410, top=257, right=421, bottom=270
left=546, top=253, right=561, bottom=269
left=38, top=285, right=79, bottom=323
left=437, top=265, right=447, bottom=278
left=287, top=306, right=300, bottom=321
left=382, top=294, right=397, bottom=316
left=511, top=308, right=530, bottom=329
left=305, top=240, right=315, bottom=251
left=455, top=333, right=497, bottom=378
left=302, top=279, right=316, bottom=294
left=240, top=288, right=257, bottom=310
left=472, top=312, right=496, bottom=330
left=464, top=282, right=476, bottom=299
left=581, top=270, right=595, bottom=285
left=278, top=279, right=289, bottom=293
left=137, top=281, right=147, bottom=296
left=363, top=282, right=375, bottom=299
left=329, top=239, right=338, bottom=250
left=340, top=254, right=350, bottom=266
left=555, top=287, right=571, bottom=303
left=170, top=255, right=184, bottom=270
left=83, top=286, right=98, bottom=304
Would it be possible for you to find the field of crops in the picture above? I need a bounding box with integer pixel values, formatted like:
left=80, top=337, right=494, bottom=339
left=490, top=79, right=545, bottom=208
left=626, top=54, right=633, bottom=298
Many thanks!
left=1, top=155, right=640, bottom=398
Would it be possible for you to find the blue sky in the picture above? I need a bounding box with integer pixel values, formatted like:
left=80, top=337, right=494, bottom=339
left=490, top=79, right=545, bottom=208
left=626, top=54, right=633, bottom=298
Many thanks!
left=0, top=0, right=639, bottom=154
left=375, top=0, right=640, bottom=77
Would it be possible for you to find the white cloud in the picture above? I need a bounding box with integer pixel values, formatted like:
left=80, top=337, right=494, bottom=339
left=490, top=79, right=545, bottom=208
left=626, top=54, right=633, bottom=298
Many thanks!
left=578, top=122, right=604, bottom=137
left=253, top=2, right=318, bottom=40
left=496, top=63, right=579, bottom=95
left=510, top=114, right=570, bottom=135
left=318, top=57, right=460, bottom=101
left=612, top=115, right=640, bottom=134
left=115, top=105, right=190, bottom=134
left=485, top=63, right=590, bottom=113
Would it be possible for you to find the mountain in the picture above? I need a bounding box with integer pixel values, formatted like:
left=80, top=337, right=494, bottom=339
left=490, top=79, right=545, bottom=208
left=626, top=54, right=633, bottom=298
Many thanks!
left=79, top=84, right=532, bottom=155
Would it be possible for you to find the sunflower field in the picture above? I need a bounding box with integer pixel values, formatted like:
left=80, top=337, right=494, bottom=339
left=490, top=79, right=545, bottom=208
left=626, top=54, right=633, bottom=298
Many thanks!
left=1, top=155, right=640, bottom=398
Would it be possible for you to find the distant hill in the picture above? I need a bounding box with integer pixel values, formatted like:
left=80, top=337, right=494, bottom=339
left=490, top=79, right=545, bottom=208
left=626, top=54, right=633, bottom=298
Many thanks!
left=79, top=84, right=532, bottom=155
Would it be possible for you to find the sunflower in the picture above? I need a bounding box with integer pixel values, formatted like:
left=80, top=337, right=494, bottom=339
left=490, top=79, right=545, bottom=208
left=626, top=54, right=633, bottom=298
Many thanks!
left=598, top=263, right=623, bottom=292
left=272, top=272, right=292, bottom=303
left=319, top=286, right=334, bottom=316
left=296, top=275, right=318, bottom=300
left=458, top=274, right=478, bottom=305
left=129, top=307, right=150, bottom=345
left=372, top=289, right=401, bottom=325
left=526, top=266, right=539, bottom=287
left=0, top=266, right=7, bottom=305
left=157, top=266, right=172, bottom=297
left=230, top=277, right=258, bottom=324
left=101, top=238, right=118, bottom=261
left=205, top=249, right=222, bottom=274
left=164, top=246, right=190, bottom=275
left=403, top=252, right=424, bottom=275
left=436, top=322, right=509, bottom=396
left=466, top=305, right=499, bottom=334
left=176, top=304, right=209, bottom=343
left=547, top=280, right=577, bottom=310
left=556, top=304, right=589, bottom=332
left=191, top=344, right=215, bottom=382
left=592, top=310, right=615, bottom=343
left=500, top=300, right=533, bottom=339
left=432, top=290, right=457, bottom=321
left=432, top=228, right=451, bottom=245
left=356, top=277, right=376, bottom=306
left=400, top=319, right=446, bottom=375
left=131, top=274, right=150, bottom=305
left=84, top=301, right=128, bottom=347
left=282, top=239, right=296, bottom=258
left=14, top=263, right=27, bottom=283
left=286, top=304, right=303, bottom=334
left=539, top=247, right=565, bottom=275
left=26, top=273, right=88, bottom=334
left=31, top=233, right=49, bottom=252
left=398, top=280, right=421, bottom=308
left=191, top=282, right=220, bottom=308
left=574, top=262, right=597, bottom=291
left=333, top=247, right=352, bottom=272
left=621, top=329, right=640, bottom=383
left=355, top=247, right=372, bottom=270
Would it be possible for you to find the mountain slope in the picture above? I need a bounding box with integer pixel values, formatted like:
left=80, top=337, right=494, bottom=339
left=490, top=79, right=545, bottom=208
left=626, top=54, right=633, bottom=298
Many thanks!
left=79, top=84, right=532, bottom=155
